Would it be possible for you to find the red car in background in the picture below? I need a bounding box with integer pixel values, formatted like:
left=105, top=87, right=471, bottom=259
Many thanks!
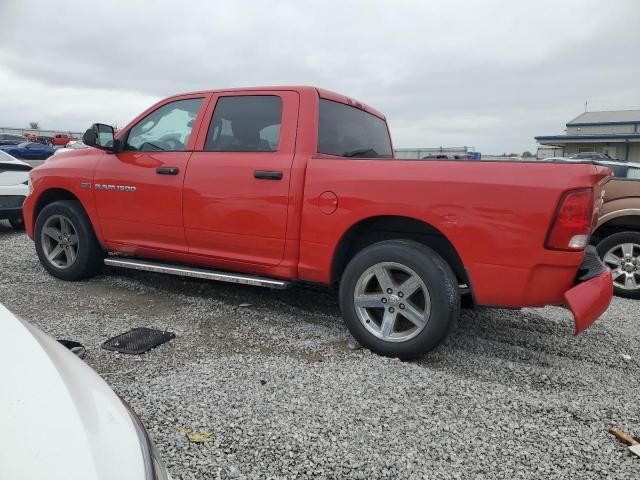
left=52, top=133, right=79, bottom=146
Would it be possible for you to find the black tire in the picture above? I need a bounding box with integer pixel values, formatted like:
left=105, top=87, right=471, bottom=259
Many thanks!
left=9, top=216, right=24, bottom=230
left=596, top=231, right=640, bottom=299
left=34, top=200, right=104, bottom=281
left=339, top=240, right=460, bottom=360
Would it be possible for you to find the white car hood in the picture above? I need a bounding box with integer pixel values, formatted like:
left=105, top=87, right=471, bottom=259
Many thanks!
left=0, top=155, right=29, bottom=168
left=0, top=304, right=147, bottom=480
left=0, top=154, right=30, bottom=187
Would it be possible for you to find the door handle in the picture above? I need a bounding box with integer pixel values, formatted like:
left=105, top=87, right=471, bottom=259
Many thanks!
left=156, top=167, right=179, bottom=175
left=254, top=170, right=283, bottom=180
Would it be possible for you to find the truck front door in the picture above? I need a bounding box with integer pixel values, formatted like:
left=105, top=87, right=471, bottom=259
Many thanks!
left=93, top=94, right=209, bottom=253
left=183, top=91, right=299, bottom=266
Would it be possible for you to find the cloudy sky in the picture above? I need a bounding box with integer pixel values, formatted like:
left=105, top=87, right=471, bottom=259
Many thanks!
left=0, top=0, right=638, bottom=154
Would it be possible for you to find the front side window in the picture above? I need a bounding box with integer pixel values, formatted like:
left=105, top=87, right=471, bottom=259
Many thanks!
left=205, top=96, right=282, bottom=152
left=126, top=98, right=203, bottom=152
left=317, top=99, right=392, bottom=158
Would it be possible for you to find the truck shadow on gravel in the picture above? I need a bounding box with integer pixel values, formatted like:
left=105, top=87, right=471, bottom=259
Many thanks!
left=99, top=266, right=621, bottom=373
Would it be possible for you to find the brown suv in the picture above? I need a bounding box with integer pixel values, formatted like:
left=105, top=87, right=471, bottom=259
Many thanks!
left=591, top=160, right=640, bottom=298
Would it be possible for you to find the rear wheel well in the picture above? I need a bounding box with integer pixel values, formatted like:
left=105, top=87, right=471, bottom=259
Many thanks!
left=331, top=216, right=468, bottom=286
left=592, top=215, right=640, bottom=244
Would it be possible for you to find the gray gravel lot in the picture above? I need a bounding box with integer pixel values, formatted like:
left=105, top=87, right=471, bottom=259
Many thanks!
left=1, top=221, right=639, bottom=479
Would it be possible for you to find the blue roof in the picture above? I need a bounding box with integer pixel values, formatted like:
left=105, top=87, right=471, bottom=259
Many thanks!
left=536, top=134, right=640, bottom=141
left=567, top=110, right=640, bottom=126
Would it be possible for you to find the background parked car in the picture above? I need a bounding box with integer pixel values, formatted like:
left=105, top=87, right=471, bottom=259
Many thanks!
left=0, top=149, right=31, bottom=229
left=0, top=133, right=29, bottom=146
left=422, top=154, right=455, bottom=159
left=36, top=135, right=54, bottom=145
left=591, top=160, right=640, bottom=298
left=52, top=133, right=79, bottom=146
left=0, top=142, right=55, bottom=160
left=0, top=302, right=172, bottom=480
left=569, top=152, right=612, bottom=160
left=51, top=140, right=89, bottom=157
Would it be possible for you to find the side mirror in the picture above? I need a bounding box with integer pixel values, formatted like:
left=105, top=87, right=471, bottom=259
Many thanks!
left=83, top=123, right=122, bottom=152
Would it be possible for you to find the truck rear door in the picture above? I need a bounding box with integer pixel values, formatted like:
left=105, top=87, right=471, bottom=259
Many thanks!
left=183, top=90, right=299, bottom=266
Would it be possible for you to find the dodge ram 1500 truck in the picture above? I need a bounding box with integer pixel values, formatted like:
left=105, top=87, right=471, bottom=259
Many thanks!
left=23, top=86, right=613, bottom=359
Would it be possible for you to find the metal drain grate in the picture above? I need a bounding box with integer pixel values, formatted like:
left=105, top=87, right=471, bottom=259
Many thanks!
left=102, top=327, right=175, bottom=355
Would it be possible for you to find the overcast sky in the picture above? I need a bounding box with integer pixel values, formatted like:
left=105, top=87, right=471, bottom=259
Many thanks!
left=1, top=0, right=638, bottom=153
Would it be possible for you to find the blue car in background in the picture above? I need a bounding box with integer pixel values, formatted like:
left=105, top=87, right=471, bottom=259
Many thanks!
left=0, top=142, right=56, bottom=159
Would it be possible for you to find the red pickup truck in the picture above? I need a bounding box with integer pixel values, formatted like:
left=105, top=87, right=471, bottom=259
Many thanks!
left=23, top=86, right=613, bottom=359
left=52, top=133, right=79, bottom=146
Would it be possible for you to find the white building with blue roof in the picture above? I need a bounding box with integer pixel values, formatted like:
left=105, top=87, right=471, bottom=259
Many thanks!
left=535, top=110, right=640, bottom=161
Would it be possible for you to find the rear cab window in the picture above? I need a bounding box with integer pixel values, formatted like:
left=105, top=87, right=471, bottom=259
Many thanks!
left=317, top=99, right=392, bottom=159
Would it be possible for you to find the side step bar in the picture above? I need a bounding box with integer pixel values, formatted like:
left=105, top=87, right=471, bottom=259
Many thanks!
left=104, top=257, right=290, bottom=289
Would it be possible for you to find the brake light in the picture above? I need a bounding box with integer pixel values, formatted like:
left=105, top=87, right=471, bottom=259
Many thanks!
left=545, top=188, right=593, bottom=251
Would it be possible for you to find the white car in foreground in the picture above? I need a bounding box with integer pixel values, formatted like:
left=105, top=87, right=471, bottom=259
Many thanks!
left=0, top=303, right=171, bottom=480
left=0, top=149, right=30, bottom=229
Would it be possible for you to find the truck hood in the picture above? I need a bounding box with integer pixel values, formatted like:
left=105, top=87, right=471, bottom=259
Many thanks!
left=0, top=303, right=147, bottom=480
left=43, top=146, right=99, bottom=164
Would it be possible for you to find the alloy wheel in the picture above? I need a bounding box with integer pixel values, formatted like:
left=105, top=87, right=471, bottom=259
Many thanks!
left=40, top=214, right=79, bottom=269
left=603, top=242, right=640, bottom=290
left=353, top=262, right=431, bottom=343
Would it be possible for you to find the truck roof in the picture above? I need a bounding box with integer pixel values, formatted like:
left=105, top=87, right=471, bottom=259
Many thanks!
left=162, top=86, right=386, bottom=120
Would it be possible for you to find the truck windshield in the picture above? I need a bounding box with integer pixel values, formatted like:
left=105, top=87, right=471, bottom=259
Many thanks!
left=317, top=99, right=392, bottom=158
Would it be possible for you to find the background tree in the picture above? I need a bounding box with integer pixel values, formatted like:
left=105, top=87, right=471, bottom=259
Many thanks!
left=522, top=151, right=534, bottom=158
left=29, top=121, right=40, bottom=130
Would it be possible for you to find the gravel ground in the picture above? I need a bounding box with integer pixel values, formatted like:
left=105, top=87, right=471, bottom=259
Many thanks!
left=1, top=221, right=639, bottom=479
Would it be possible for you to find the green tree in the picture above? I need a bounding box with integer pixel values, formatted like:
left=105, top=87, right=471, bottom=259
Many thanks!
left=29, top=122, right=40, bottom=130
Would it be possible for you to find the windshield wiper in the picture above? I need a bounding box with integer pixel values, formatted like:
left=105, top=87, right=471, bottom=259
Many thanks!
left=139, top=142, right=166, bottom=152
left=342, top=148, right=379, bottom=158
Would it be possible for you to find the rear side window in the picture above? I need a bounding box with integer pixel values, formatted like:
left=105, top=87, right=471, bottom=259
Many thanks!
left=205, top=96, right=282, bottom=152
left=317, top=99, right=392, bottom=158
left=625, top=167, right=640, bottom=180
left=608, top=164, right=640, bottom=180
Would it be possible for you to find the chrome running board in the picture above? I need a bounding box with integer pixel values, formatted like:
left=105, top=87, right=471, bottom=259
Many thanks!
left=104, top=257, right=290, bottom=289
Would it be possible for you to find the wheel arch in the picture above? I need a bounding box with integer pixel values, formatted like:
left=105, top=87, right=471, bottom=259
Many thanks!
left=592, top=214, right=640, bottom=243
left=32, top=188, right=104, bottom=248
left=33, top=188, right=82, bottom=225
left=331, top=215, right=468, bottom=287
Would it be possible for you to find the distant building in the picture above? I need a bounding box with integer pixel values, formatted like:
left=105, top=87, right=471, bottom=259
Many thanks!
left=535, top=110, right=640, bottom=161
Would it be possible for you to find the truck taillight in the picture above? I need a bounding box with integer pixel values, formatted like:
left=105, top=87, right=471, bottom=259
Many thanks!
left=545, top=188, right=594, bottom=251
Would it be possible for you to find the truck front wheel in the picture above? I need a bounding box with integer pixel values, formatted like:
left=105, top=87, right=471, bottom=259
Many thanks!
left=339, top=240, right=460, bottom=360
left=34, top=200, right=104, bottom=281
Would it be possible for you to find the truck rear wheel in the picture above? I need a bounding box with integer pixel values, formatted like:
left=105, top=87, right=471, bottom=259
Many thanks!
left=35, top=200, right=104, bottom=281
left=339, top=240, right=460, bottom=360
left=596, top=231, right=640, bottom=299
